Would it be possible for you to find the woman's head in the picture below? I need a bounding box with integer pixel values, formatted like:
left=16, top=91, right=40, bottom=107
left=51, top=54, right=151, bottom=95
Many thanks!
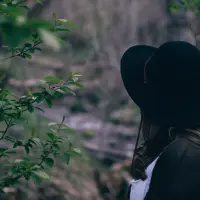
left=121, top=41, right=200, bottom=179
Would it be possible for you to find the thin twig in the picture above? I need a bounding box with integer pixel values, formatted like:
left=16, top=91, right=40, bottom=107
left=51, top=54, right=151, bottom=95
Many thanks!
left=0, top=124, right=10, bottom=140
left=39, top=116, right=65, bottom=166
left=3, top=41, right=42, bottom=61
left=38, top=144, right=54, bottom=166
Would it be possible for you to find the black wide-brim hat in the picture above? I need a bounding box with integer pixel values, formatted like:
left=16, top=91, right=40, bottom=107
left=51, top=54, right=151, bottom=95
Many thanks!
left=121, top=41, right=200, bottom=127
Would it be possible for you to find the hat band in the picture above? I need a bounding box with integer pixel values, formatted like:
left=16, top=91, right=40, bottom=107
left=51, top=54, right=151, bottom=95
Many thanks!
left=144, top=53, right=154, bottom=84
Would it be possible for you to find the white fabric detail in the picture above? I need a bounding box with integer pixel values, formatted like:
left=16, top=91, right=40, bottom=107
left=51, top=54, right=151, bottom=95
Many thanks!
left=130, top=157, right=159, bottom=200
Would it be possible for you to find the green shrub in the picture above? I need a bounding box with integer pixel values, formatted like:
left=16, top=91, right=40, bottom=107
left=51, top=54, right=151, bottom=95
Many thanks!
left=0, top=0, right=83, bottom=195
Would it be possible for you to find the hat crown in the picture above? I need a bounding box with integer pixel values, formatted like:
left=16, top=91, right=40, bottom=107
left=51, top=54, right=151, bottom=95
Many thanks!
left=146, top=41, right=200, bottom=97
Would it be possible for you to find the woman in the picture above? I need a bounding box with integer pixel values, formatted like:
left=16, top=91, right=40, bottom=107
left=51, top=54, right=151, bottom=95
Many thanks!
left=120, top=41, right=200, bottom=200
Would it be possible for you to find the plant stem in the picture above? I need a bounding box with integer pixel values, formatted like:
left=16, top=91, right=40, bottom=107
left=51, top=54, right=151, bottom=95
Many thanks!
left=58, top=116, right=65, bottom=132
left=4, top=41, right=42, bottom=60
left=0, top=125, right=10, bottom=140
left=38, top=144, right=54, bottom=166
left=38, top=116, right=65, bottom=166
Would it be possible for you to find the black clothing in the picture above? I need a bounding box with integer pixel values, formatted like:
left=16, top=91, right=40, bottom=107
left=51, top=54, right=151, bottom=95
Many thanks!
left=145, top=137, right=200, bottom=200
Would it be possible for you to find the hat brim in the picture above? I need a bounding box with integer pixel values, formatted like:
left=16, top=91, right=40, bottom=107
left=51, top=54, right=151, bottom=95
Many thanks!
left=120, top=45, right=157, bottom=110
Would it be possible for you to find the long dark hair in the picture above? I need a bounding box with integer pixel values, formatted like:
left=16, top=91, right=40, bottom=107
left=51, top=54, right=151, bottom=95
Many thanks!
left=126, top=114, right=171, bottom=200
left=131, top=114, right=172, bottom=180
left=131, top=114, right=200, bottom=181
left=126, top=114, right=200, bottom=200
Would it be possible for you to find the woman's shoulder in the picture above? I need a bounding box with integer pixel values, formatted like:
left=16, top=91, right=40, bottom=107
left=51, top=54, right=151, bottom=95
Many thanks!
left=152, top=137, right=200, bottom=188
left=144, top=138, right=200, bottom=200
left=161, top=137, right=200, bottom=160
left=154, top=138, right=200, bottom=175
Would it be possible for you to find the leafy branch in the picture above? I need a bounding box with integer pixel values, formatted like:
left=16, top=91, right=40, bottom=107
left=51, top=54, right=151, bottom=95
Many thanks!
left=0, top=0, right=82, bottom=194
left=39, top=116, right=65, bottom=166
left=0, top=74, right=83, bottom=192
left=4, top=40, right=42, bottom=60
left=0, top=122, right=11, bottom=140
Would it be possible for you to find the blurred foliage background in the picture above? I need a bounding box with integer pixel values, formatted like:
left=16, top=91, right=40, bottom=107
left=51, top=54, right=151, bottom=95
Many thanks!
left=1, top=0, right=200, bottom=200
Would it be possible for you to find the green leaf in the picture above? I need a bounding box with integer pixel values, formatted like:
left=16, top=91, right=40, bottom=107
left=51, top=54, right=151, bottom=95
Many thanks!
left=67, top=148, right=81, bottom=157
left=55, top=28, right=70, bottom=32
left=83, top=130, right=95, bottom=137
left=14, top=159, right=23, bottom=164
left=20, top=5, right=30, bottom=11
left=48, top=122, right=57, bottom=126
left=32, top=33, right=39, bottom=39
left=32, top=170, right=50, bottom=179
left=60, top=86, right=76, bottom=96
left=0, top=6, right=24, bottom=16
left=60, top=127, right=76, bottom=133
left=31, top=165, right=41, bottom=170
left=31, top=138, right=42, bottom=146
left=24, top=171, right=31, bottom=180
left=70, top=82, right=84, bottom=88
left=28, top=104, right=34, bottom=113
left=53, top=91, right=64, bottom=98
left=35, top=0, right=43, bottom=4
left=45, top=98, right=52, bottom=108
left=13, top=143, right=18, bottom=148
left=25, top=43, right=32, bottom=48
left=0, top=148, right=8, bottom=153
left=169, top=3, right=181, bottom=12
left=27, top=142, right=33, bottom=148
left=53, top=143, right=60, bottom=151
left=5, top=150, right=16, bottom=155
left=31, top=128, right=35, bottom=137
left=29, top=48, right=35, bottom=53
left=31, top=173, right=42, bottom=184
left=57, top=19, right=68, bottom=23
left=49, top=88, right=55, bottom=96
left=23, top=53, right=32, bottom=59
left=44, top=76, right=62, bottom=84
left=61, top=153, right=71, bottom=165
left=44, top=157, right=54, bottom=168
left=57, top=19, right=75, bottom=28
left=56, top=36, right=66, bottom=44
left=13, top=141, right=23, bottom=148
left=25, top=146, right=30, bottom=154
left=71, top=77, right=79, bottom=82
left=26, top=87, right=32, bottom=96
left=34, top=94, right=44, bottom=103
left=34, top=47, right=42, bottom=52
left=28, top=19, right=53, bottom=30
left=71, top=72, right=81, bottom=76
left=1, top=23, right=32, bottom=47
left=47, top=133, right=56, bottom=141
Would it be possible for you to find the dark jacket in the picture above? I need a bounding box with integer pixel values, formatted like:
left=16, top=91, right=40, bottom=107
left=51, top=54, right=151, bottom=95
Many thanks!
left=144, top=137, right=200, bottom=200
